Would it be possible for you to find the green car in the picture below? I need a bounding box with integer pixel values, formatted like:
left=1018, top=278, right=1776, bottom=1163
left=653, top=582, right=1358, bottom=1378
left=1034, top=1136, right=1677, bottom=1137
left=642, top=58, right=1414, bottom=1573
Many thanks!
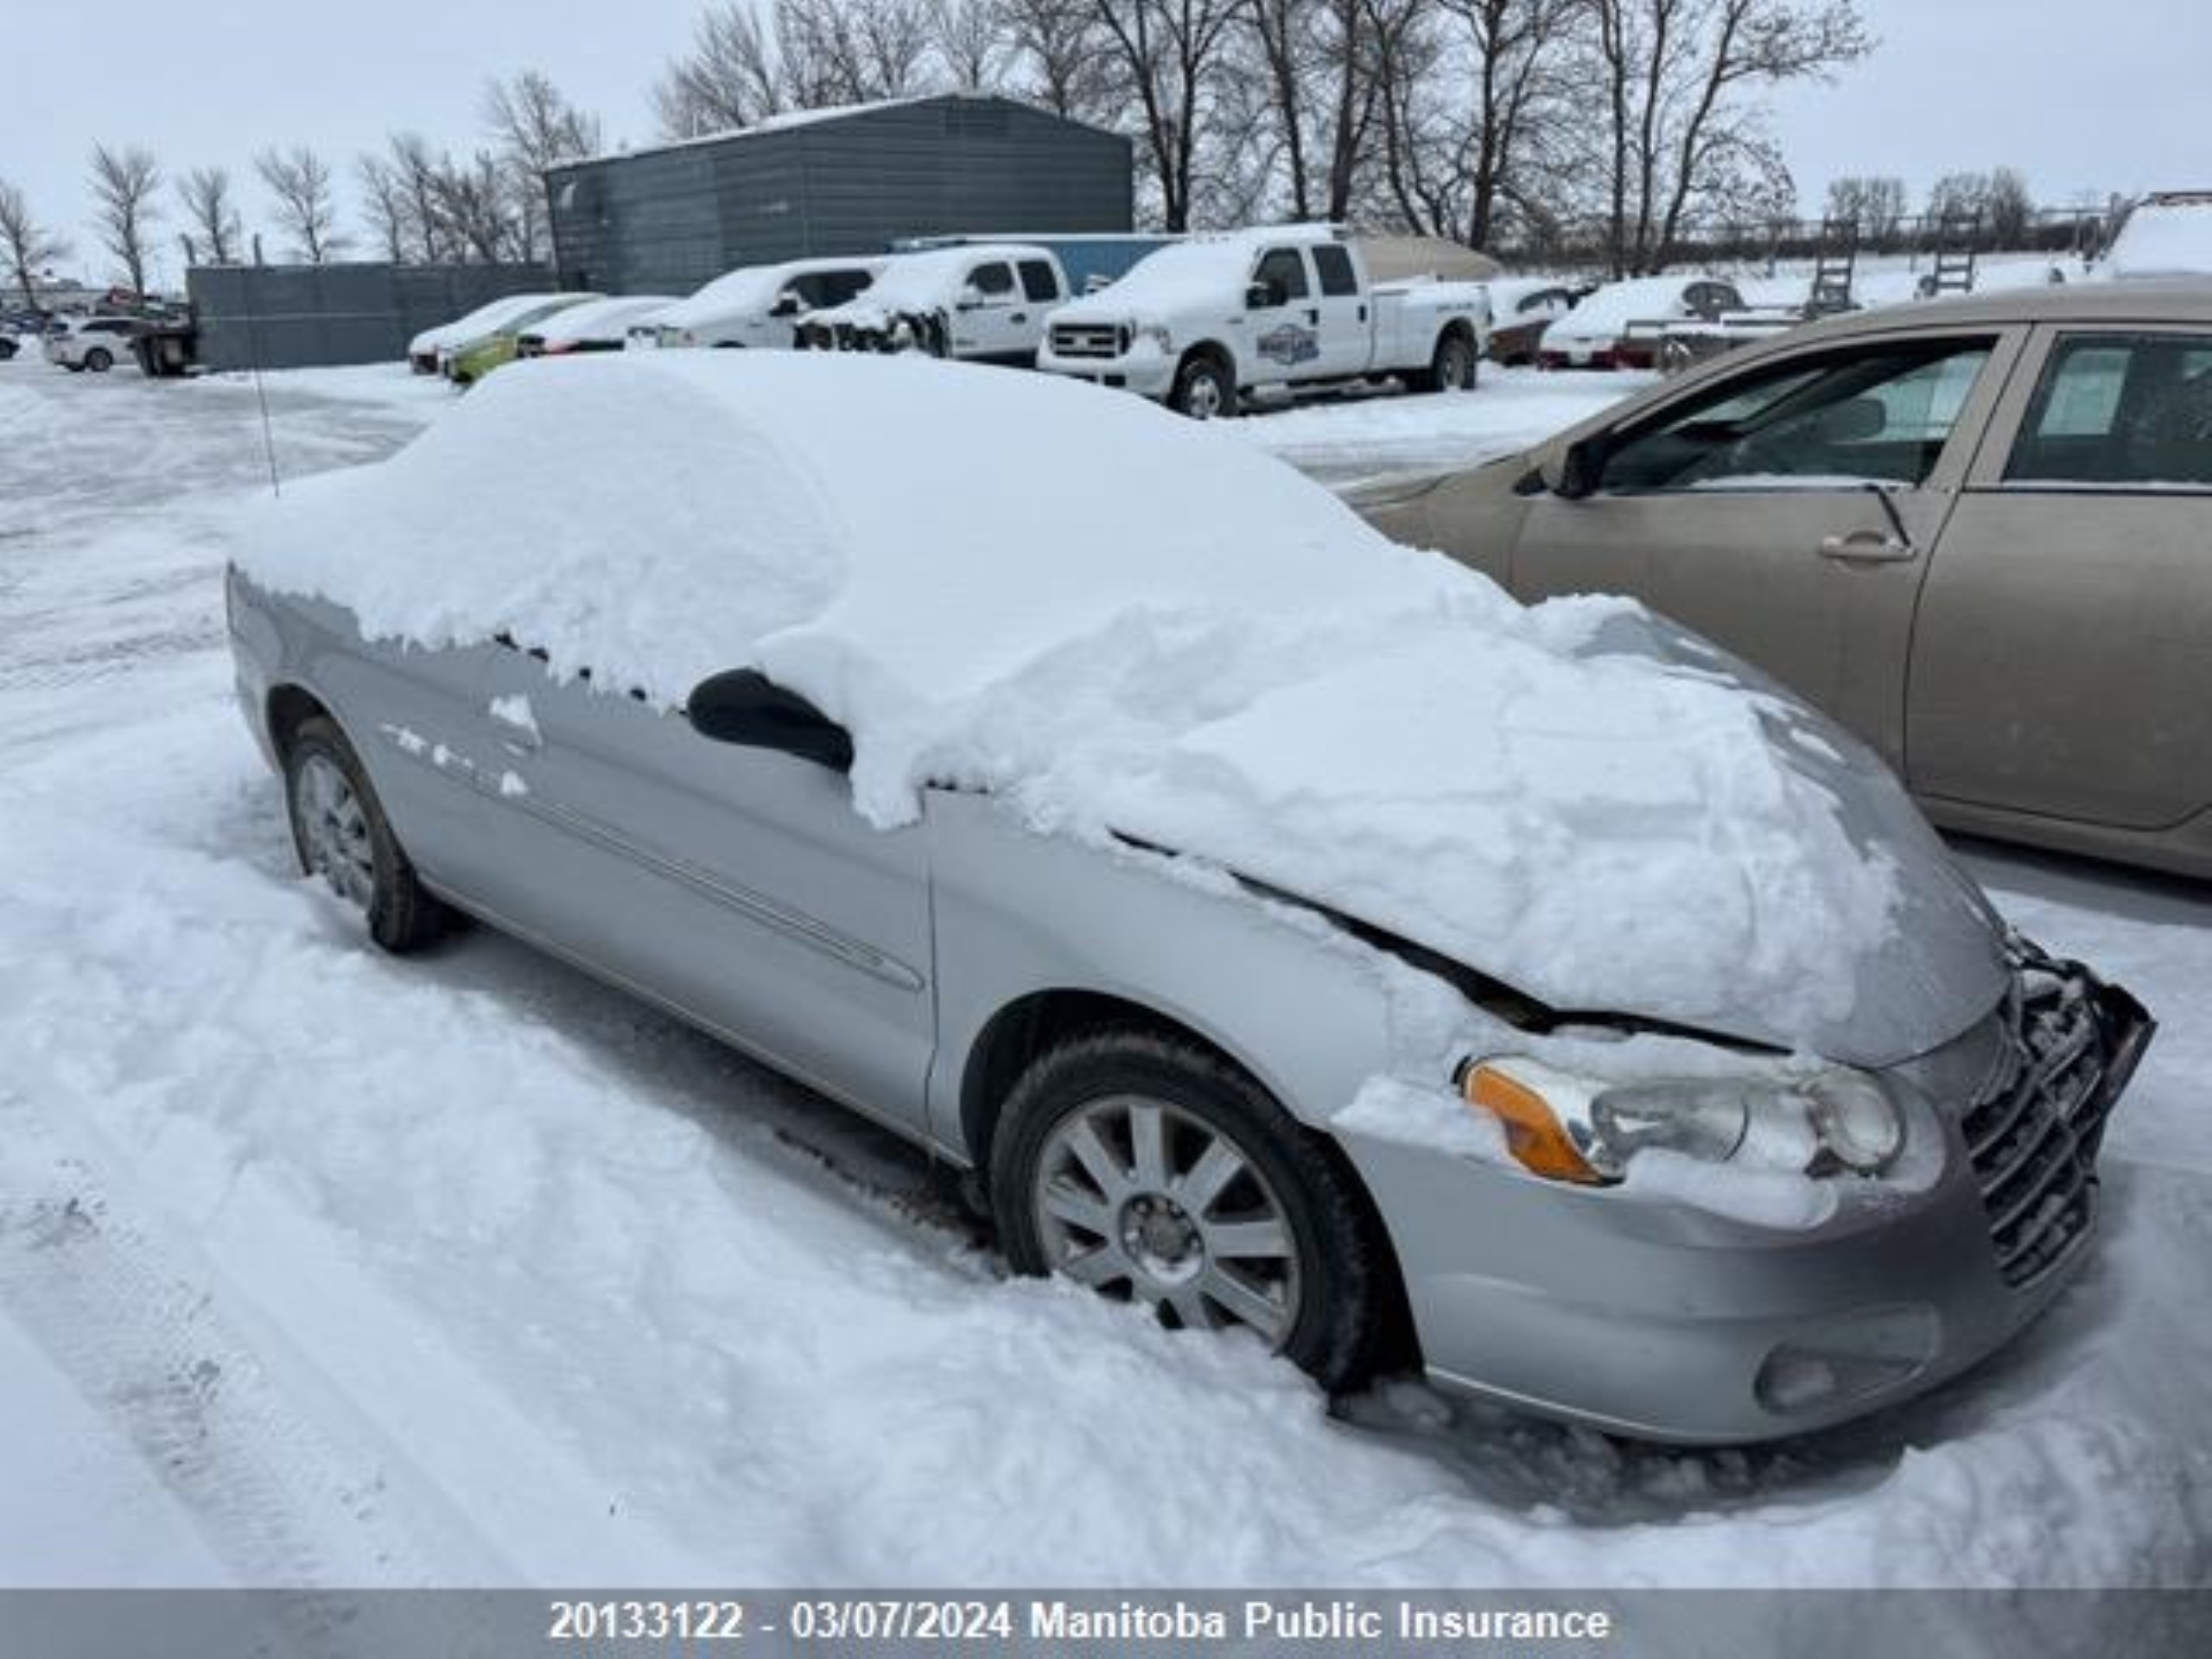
left=444, top=294, right=600, bottom=385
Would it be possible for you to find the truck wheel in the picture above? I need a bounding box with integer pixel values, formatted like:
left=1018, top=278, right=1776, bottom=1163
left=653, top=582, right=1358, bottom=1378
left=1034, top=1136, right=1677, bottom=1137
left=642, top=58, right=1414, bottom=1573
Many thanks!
left=1171, top=353, right=1238, bottom=420
left=1419, top=330, right=1476, bottom=394
left=85, top=347, right=115, bottom=373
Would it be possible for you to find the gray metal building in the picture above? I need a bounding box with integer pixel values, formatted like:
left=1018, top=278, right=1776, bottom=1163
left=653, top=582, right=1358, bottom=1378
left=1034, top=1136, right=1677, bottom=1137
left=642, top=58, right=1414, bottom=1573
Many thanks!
left=547, top=96, right=1133, bottom=296
left=187, top=263, right=554, bottom=372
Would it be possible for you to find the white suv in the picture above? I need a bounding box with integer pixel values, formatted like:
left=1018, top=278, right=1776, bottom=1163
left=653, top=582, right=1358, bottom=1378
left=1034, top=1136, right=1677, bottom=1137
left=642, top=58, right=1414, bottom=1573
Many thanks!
left=46, top=315, right=143, bottom=373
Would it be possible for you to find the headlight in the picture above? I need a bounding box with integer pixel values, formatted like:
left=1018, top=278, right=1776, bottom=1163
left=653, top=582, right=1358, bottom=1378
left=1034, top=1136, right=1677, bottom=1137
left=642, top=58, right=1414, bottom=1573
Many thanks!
left=1459, top=1057, right=1904, bottom=1185
left=1135, top=321, right=1173, bottom=353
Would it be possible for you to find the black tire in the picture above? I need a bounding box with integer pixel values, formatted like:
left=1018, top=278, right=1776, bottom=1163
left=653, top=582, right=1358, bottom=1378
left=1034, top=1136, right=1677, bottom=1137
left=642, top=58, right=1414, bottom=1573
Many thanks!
left=283, top=715, right=448, bottom=953
left=992, top=1030, right=1392, bottom=1391
left=64, top=362, right=85, bottom=373
left=1170, top=353, right=1238, bottom=420
left=85, top=346, right=114, bottom=373
left=1416, top=329, right=1476, bottom=394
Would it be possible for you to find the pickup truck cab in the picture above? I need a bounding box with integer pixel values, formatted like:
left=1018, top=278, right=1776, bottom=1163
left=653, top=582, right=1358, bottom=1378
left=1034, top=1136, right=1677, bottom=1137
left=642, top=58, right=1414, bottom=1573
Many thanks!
left=646, top=257, right=885, bottom=351
left=1038, top=226, right=1492, bottom=417
left=793, top=244, right=1070, bottom=366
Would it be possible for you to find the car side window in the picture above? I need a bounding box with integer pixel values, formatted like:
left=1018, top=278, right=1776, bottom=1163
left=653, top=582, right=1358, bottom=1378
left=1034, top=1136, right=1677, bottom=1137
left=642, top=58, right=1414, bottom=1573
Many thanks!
left=2004, top=332, right=2212, bottom=489
left=969, top=262, right=1015, bottom=300
left=1016, top=259, right=1061, bottom=302
left=1312, top=245, right=1358, bottom=297
left=1598, top=338, right=1996, bottom=493
left=821, top=270, right=873, bottom=306
left=1252, top=249, right=1310, bottom=306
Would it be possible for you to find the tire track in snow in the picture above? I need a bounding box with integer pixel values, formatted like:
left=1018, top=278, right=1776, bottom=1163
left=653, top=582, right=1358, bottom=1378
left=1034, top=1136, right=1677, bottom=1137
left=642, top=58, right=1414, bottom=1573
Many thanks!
left=0, top=1090, right=517, bottom=1598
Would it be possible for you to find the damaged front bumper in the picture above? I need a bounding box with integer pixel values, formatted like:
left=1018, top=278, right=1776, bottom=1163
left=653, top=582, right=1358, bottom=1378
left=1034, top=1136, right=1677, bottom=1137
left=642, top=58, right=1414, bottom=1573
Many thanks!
left=1338, top=942, right=2154, bottom=1444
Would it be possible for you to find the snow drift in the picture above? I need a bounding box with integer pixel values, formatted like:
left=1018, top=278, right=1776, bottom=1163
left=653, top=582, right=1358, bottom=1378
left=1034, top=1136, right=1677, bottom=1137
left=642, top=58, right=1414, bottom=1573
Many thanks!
left=236, top=352, right=1980, bottom=1047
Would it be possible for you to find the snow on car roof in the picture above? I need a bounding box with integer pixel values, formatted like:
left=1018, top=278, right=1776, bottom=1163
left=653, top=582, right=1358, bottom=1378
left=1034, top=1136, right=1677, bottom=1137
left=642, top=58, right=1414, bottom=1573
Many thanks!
left=527, top=296, right=678, bottom=345
left=238, top=352, right=1912, bottom=1041
left=820, top=245, right=1054, bottom=313
left=660, top=257, right=887, bottom=328
left=1548, top=276, right=1717, bottom=334
left=2103, top=198, right=2212, bottom=280
left=408, top=292, right=569, bottom=353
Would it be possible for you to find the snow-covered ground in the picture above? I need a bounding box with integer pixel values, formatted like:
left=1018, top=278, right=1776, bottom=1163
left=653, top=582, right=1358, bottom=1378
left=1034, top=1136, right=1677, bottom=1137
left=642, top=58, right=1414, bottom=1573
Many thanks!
left=3, top=353, right=2207, bottom=1589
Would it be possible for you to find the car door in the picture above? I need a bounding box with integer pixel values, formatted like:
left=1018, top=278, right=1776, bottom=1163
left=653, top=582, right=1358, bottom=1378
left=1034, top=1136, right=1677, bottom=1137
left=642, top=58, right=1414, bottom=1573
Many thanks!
left=950, top=260, right=1027, bottom=363
left=1508, top=327, right=2025, bottom=768
left=1307, top=243, right=1371, bottom=378
left=471, top=645, right=938, bottom=1131
left=1907, top=324, right=2212, bottom=830
left=1245, top=246, right=1323, bottom=383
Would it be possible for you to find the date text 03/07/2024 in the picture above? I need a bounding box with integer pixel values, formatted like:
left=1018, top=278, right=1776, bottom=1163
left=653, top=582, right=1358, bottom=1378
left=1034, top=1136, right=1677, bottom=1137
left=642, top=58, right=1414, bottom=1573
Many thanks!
left=545, top=1598, right=1617, bottom=1644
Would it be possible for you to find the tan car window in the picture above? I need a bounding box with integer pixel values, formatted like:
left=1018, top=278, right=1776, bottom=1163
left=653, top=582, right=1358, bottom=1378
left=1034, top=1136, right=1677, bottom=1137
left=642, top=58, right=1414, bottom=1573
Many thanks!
left=2005, top=332, right=2212, bottom=488
left=1598, top=339, right=1995, bottom=493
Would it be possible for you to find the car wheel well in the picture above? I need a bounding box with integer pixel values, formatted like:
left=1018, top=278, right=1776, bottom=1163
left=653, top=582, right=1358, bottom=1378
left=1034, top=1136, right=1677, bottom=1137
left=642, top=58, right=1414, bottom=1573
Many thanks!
left=1178, top=342, right=1233, bottom=380
left=959, top=988, right=1421, bottom=1369
left=266, top=684, right=333, bottom=761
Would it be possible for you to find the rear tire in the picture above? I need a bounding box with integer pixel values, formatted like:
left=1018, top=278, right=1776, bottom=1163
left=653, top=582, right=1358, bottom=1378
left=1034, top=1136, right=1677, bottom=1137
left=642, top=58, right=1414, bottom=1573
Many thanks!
left=1170, top=353, right=1238, bottom=420
left=282, top=715, right=448, bottom=954
left=85, top=347, right=114, bottom=373
left=1415, top=329, right=1476, bottom=394
left=993, top=1030, right=1390, bottom=1391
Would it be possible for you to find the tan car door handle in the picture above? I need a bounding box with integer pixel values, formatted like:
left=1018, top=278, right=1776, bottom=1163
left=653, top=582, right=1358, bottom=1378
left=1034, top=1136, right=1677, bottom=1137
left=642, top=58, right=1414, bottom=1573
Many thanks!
left=1818, top=531, right=1916, bottom=563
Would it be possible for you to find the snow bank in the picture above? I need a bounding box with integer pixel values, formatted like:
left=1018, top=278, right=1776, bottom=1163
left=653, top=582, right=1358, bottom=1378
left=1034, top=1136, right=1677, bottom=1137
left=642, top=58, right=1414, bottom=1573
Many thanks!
left=238, top=353, right=1913, bottom=1044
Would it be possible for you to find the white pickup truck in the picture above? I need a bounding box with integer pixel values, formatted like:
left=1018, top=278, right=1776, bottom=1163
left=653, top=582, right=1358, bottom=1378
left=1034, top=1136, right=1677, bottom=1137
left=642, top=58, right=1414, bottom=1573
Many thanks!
left=644, top=256, right=885, bottom=351
left=792, top=244, right=1071, bottom=366
left=1038, top=226, right=1492, bottom=416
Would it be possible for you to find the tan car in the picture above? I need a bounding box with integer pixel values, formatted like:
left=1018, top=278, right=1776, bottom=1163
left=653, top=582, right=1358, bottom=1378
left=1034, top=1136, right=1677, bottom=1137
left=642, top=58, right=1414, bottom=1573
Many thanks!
left=1356, top=282, right=2212, bottom=880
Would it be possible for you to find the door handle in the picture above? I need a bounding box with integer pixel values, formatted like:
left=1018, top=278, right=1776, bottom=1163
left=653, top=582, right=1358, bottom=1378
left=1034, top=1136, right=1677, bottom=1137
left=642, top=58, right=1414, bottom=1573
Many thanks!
left=1818, top=531, right=1916, bottom=563
left=1306, top=308, right=1320, bottom=324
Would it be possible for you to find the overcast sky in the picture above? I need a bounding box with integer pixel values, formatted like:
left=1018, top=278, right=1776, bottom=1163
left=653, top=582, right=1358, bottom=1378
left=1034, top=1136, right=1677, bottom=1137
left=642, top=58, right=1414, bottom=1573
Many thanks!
left=3, top=0, right=2203, bottom=289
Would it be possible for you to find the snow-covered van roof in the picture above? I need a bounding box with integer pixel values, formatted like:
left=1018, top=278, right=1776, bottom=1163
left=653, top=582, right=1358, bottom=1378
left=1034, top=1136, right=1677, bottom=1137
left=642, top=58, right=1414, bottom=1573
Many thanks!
left=238, top=353, right=1935, bottom=1047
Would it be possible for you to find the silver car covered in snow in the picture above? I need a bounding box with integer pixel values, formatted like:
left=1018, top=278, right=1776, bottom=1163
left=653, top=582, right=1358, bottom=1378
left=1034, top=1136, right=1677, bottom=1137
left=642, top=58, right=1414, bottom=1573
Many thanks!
left=225, top=353, right=2151, bottom=1444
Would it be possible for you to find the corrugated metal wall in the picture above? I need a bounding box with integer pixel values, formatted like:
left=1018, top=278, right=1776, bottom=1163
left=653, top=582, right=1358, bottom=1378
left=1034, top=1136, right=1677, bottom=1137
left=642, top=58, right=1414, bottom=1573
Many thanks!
left=549, top=97, right=1133, bottom=296
left=188, top=263, right=555, bottom=372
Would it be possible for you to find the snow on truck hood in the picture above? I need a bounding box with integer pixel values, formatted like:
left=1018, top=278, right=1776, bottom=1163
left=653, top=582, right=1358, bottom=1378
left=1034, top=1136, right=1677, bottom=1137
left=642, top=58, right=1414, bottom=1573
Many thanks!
left=236, top=353, right=2004, bottom=1059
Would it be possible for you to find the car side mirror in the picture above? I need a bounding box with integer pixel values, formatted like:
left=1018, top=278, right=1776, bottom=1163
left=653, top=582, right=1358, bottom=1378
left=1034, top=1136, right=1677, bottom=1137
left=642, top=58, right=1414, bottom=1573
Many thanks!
left=768, top=293, right=800, bottom=318
left=1245, top=281, right=1286, bottom=310
left=956, top=284, right=986, bottom=311
left=1542, top=436, right=1605, bottom=500
left=686, top=668, right=854, bottom=772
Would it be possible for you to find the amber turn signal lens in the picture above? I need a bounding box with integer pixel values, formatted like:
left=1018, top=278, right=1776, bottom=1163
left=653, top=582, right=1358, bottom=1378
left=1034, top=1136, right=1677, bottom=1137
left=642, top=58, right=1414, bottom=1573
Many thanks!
left=1462, top=1062, right=1607, bottom=1185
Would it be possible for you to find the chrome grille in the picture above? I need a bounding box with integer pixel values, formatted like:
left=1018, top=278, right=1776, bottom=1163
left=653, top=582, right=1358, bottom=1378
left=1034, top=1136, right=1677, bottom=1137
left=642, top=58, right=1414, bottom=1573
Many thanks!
left=1961, top=954, right=2120, bottom=1288
left=1050, top=322, right=1124, bottom=359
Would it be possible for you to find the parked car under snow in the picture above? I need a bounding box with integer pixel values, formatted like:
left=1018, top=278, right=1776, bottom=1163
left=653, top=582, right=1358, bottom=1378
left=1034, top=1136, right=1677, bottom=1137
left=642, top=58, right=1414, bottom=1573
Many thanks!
left=226, top=353, right=2150, bottom=1444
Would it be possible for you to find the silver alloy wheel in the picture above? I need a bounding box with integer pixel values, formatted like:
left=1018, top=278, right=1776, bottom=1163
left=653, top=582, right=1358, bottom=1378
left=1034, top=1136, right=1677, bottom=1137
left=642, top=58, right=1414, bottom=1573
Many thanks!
left=1033, top=1094, right=1300, bottom=1344
left=1182, top=372, right=1225, bottom=420
left=295, top=753, right=377, bottom=910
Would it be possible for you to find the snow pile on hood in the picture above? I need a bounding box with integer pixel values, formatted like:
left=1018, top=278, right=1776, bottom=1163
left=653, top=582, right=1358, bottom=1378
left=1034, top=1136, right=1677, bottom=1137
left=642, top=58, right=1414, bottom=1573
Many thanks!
left=816, top=246, right=1045, bottom=323
left=1055, top=233, right=1281, bottom=319
left=2101, top=200, right=2212, bottom=280
left=238, top=352, right=1933, bottom=1041
left=406, top=293, right=565, bottom=355
left=1544, top=277, right=1707, bottom=342
left=528, top=296, right=677, bottom=346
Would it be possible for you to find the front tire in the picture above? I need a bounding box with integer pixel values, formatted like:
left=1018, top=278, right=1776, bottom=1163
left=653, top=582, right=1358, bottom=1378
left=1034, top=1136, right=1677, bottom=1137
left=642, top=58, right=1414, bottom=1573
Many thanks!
left=283, top=715, right=447, bottom=953
left=85, top=346, right=114, bottom=373
left=993, top=1031, right=1390, bottom=1390
left=1170, top=353, right=1238, bottom=420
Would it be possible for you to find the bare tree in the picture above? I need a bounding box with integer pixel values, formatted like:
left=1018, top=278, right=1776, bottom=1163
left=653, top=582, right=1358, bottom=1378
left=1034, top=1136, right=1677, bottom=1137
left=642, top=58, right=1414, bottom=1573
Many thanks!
left=0, top=177, right=72, bottom=311
left=1824, top=171, right=1905, bottom=242
left=654, top=1, right=788, bottom=137
left=175, top=166, right=245, bottom=265
left=431, top=151, right=518, bottom=263
left=484, top=70, right=602, bottom=262
left=1580, top=0, right=1866, bottom=275
left=933, top=0, right=1010, bottom=88
left=1087, top=0, right=1245, bottom=231
left=356, top=154, right=412, bottom=262
left=782, top=0, right=939, bottom=105
left=257, top=145, right=348, bottom=263
left=1002, top=0, right=1111, bottom=116
left=89, top=143, right=163, bottom=294
left=388, top=134, right=454, bottom=262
